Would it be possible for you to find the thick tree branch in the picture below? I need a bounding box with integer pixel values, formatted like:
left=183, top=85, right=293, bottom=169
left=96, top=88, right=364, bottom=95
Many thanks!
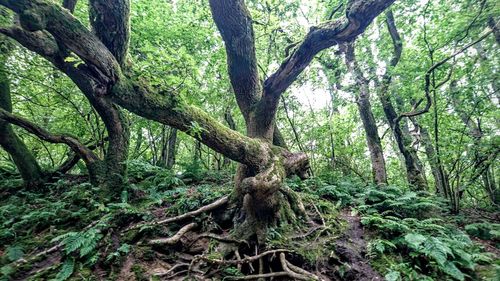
left=89, top=0, right=130, bottom=66
left=258, top=0, right=396, bottom=129
left=209, top=0, right=260, bottom=118
left=62, top=0, right=77, bottom=13
left=0, top=108, right=99, bottom=164
left=0, top=26, right=60, bottom=58
left=0, top=0, right=120, bottom=83
left=381, top=9, right=402, bottom=87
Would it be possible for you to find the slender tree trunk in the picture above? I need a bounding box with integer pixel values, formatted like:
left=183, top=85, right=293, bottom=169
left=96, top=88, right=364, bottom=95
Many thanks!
left=344, top=43, right=388, bottom=185
left=0, top=37, right=43, bottom=187
left=378, top=9, right=427, bottom=190
left=410, top=118, right=448, bottom=196
left=131, top=125, right=143, bottom=159
left=378, top=92, right=428, bottom=190
left=166, top=127, right=177, bottom=169
left=449, top=81, right=498, bottom=204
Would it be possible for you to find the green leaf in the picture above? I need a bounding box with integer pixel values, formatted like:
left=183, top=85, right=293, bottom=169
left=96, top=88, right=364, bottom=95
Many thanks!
left=6, top=246, right=24, bottom=262
left=442, top=261, right=465, bottom=281
left=55, top=258, right=75, bottom=281
left=385, top=271, right=401, bottom=281
left=404, top=233, right=427, bottom=249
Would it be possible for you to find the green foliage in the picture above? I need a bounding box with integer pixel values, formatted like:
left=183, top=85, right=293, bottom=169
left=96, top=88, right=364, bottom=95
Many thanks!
left=465, top=223, right=500, bottom=242
left=54, top=258, right=75, bottom=281
left=53, top=228, right=103, bottom=258
left=357, top=186, right=495, bottom=281
left=357, top=186, right=446, bottom=219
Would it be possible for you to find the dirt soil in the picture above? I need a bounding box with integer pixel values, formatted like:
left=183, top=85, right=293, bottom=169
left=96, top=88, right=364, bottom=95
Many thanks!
left=333, top=209, right=383, bottom=281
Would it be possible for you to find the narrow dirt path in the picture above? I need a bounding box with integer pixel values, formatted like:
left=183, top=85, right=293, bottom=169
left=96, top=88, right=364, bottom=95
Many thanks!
left=333, top=209, right=382, bottom=281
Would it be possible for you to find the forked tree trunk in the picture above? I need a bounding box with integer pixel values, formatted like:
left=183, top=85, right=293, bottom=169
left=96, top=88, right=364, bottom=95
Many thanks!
left=0, top=36, right=43, bottom=187
left=0, top=0, right=396, bottom=243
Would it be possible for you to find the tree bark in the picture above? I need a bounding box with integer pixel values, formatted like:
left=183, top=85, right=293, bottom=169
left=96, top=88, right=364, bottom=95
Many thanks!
left=223, top=108, right=236, bottom=168
left=378, top=10, right=428, bottom=190
left=344, top=43, right=388, bottom=185
left=410, top=118, right=448, bottom=196
left=166, top=127, right=177, bottom=170
left=62, top=0, right=77, bottom=13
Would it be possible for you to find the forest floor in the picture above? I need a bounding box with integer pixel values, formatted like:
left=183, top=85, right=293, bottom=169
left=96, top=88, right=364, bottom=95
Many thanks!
left=0, top=169, right=499, bottom=280
left=334, top=209, right=382, bottom=281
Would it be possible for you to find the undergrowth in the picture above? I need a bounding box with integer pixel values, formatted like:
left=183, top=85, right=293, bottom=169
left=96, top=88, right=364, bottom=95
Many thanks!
left=0, top=163, right=233, bottom=280
left=314, top=179, right=499, bottom=281
left=0, top=167, right=498, bottom=280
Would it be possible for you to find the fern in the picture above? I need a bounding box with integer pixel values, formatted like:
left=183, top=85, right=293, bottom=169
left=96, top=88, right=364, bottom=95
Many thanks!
left=54, top=258, right=75, bottom=281
left=53, top=228, right=103, bottom=257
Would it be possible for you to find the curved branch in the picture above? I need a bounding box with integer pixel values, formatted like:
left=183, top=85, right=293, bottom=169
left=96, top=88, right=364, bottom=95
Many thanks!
left=258, top=0, right=396, bottom=128
left=126, top=196, right=229, bottom=231
left=146, top=223, right=197, bottom=246
left=0, top=26, right=60, bottom=58
left=394, top=23, right=497, bottom=124
left=0, top=108, right=99, bottom=164
left=0, top=0, right=120, bottom=83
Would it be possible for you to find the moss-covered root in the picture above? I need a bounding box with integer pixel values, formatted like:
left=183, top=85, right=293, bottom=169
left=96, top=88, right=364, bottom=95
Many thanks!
left=230, top=185, right=309, bottom=246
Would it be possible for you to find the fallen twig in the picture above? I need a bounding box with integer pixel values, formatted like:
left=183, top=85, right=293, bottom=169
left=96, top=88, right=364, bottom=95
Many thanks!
left=194, top=249, right=291, bottom=266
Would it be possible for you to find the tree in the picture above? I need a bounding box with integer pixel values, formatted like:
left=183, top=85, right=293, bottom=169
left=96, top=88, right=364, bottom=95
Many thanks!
left=0, top=0, right=395, bottom=243
left=343, top=42, right=388, bottom=185
left=0, top=34, right=43, bottom=187
left=377, top=10, right=428, bottom=190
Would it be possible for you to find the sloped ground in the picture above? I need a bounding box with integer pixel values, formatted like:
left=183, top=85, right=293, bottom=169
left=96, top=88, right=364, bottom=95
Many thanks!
left=0, top=171, right=498, bottom=280
left=334, top=209, right=382, bottom=281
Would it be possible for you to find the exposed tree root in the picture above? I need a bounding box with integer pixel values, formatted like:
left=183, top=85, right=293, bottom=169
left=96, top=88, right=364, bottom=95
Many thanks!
left=192, top=249, right=291, bottom=266
left=125, top=195, right=229, bottom=232
left=146, top=222, right=198, bottom=245
left=280, top=253, right=320, bottom=281
left=153, top=263, right=189, bottom=277
left=191, top=233, right=249, bottom=247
